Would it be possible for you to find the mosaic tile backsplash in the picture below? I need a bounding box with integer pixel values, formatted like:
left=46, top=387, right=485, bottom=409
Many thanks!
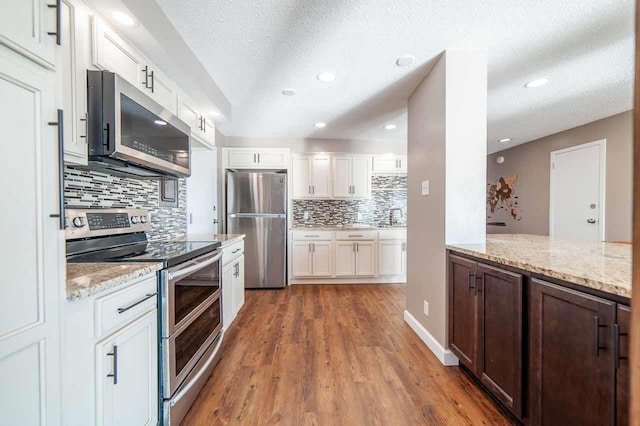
left=64, top=166, right=187, bottom=241
left=292, top=175, right=407, bottom=227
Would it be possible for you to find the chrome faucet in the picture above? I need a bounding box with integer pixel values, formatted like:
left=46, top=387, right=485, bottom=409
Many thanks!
left=389, top=208, right=403, bottom=226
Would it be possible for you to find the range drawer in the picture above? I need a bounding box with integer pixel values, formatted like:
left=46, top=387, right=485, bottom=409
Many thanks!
left=94, top=274, right=157, bottom=339
left=291, top=231, right=334, bottom=241
left=335, top=230, right=377, bottom=240
left=378, top=229, right=407, bottom=240
left=222, top=239, right=244, bottom=266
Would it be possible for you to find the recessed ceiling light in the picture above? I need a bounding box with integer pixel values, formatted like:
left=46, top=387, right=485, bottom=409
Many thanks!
left=282, top=88, right=296, bottom=96
left=524, top=77, right=550, bottom=88
left=499, top=138, right=512, bottom=143
left=314, top=122, right=327, bottom=128
left=383, top=124, right=397, bottom=130
left=154, top=120, right=167, bottom=126
left=396, top=55, right=415, bottom=67
left=317, top=72, right=337, bottom=82
left=112, top=10, right=136, bottom=26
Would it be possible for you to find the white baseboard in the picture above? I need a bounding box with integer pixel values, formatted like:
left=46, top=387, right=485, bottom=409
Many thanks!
left=404, top=310, right=459, bottom=366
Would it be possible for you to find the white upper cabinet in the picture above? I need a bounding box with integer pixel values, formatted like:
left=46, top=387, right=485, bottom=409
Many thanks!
left=141, top=64, right=177, bottom=114
left=332, top=155, right=371, bottom=199
left=0, top=0, right=58, bottom=67
left=372, top=155, right=407, bottom=174
left=178, top=92, right=215, bottom=149
left=225, top=148, right=290, bottom=170
left=292, top=154, right=331, bottom=198
left=92, top=16, right=143, bottom=87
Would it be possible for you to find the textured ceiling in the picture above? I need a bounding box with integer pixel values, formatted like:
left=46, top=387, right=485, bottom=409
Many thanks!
left=156, top=0, right=635, bottom=153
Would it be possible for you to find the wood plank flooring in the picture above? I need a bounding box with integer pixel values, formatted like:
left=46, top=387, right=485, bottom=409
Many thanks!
left=182, top=285, right=513, bottom=425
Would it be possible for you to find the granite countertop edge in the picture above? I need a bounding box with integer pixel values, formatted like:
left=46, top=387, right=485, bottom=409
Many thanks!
left=446, top=242, right=630, bottom=299
left=66, top=263, right=163, bottom=302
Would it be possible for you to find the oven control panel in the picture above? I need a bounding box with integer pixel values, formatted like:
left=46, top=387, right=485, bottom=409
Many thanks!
left=65, top=208, right=151, bottom=240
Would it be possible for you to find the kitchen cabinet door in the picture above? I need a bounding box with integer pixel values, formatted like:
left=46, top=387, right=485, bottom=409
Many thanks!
left=476, top=264, right=523, bottom=418
left=292, top=155, right=312, bottom=198
left=311, top=242, right=332, bottom=277
left=332, top=156, right=352, bottom=198
left=97, top=310, right=158, bottom=426
left=378, top=241, right=404, bottom=276
left=0, top=47, right=62, bottom=426
left=227, top=149, right=258, bottom=168
left=222, top=262, right=235, bottom=328
left=529, top=279, right=615, bottom=426
left=372, top=156, right=398, bottom=174
left=311, top=155, right=331, bottom=198
left=396, top=155, right=408, bottom=173
left=92, top=16, right=143, bottom=87
left=334, top=242, right=356, bottom=277
left=447, top=255, right=479, bottom=373
left=355, top=241, right=375, bottom=276
left=616, top=304, right=630, bottom=426
left=291, top=242, right=312, bottom=277
left=232, top=255, right=245, bottom=315
left=256, top=149, right=288, bottom=169
left=0, top=0, right=57, bottom=67
left=140, top=65, right=177, bottom=114
left=58, top=0, right=89, bottom=164
left=351, top=156, right=371, bottom=198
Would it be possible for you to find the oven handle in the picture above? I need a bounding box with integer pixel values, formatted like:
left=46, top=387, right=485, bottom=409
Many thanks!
left=167, top=251, right=222, bottom=281
left=170, top=330, right=224, bottom=407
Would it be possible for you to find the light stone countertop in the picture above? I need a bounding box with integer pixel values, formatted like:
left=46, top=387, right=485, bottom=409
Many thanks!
left=446, top=234, right=631, bottom=299
left=291, top=225, right=407, bottom=231
left=173, top=234, right=246, bottom=246
left=66, top=262, right=163, bottom=301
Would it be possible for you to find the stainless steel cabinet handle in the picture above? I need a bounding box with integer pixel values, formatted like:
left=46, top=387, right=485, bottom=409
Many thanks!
left=117, top=292, right=157, bottom=314
left=258, top=153, right=260, bottom=162
left=312, top=243, right=315, bottom=253
left=304, top=235, right=319, bottom=238
left=48, top=109, right=65, bottom=230
left=47, top=0, right=61, bottom=45
left=312, top=185, right=315, bottom=195
left=587, top=219, right=596, bottom=224
left=149, top=70, right=155, bottom=93
left=308, top=243, right=312, bottom=253
left=107, top=345, right=118, bottom=384
left=168, top=252, right=222, bottom=280
left=203, top=117, right=206, bottom=133
left=352, top=242, right=355, bottom=252
left=348, top=235, right=362, bottom=238
left=254, top=153, right=257, bottom=163
left=356, top=242, right=359, bottom=252
left=142, top=65, right=149, bottom=88
left=232, top=248, right=241, bottom=254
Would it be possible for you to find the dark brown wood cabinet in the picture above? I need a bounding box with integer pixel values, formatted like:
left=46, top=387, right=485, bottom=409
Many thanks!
left=616, top=304, right=631, bottom=426
left=448, top=255, right=479, bottom=374
left=529, top=278, right=616, bottom=426
left=448, top=255, right=524, bottom=417
left=477, top=263, right=524, bottom=418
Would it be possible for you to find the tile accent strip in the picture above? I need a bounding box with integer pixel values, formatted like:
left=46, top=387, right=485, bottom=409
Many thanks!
left=292, top=175, right=407, bottom=227
left=63, top=166, right=186, bottom=241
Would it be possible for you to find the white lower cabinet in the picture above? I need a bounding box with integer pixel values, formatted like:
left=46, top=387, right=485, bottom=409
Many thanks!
left=335, top=242, right=356, bottom=277
left=232, top=254, right=245, bottom=316
left=355, top=241, right=376, bottom=276
left=335, top=241, right=375, bottom=277
left=378, top=241, right=406, bottom=276
left=96, top=310, right=158, bottom=426
left=222, top=240, right=245, bottom=329
left=291, top=241, right=333, bottom=277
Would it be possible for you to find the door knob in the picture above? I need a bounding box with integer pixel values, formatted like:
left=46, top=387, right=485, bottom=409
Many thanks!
left=587, top=219, right=596, bottom=224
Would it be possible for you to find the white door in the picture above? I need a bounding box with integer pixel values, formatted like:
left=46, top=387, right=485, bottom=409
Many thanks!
left=332, top=156, right=352, bottom=198
left=178, top=94, right=205, bottom=143
left=0, top=48, right=62, bottom=426
left=372, top=156, right=397, bottom=174
left=97, top=311, right=158, bottom=426
left=550, top=140, right=605, bottom=241
left=257, top=150, right=287, bottom=169
left=187, top=148, right=218, bottom=234
left=233, top=255, right=245, bottom=315
left=227, top=149, right=257, bottom=168
left=351, top=157, right=371, bottom=198
left=222, top=262, right=235, bottom=328
left=311, top=155, right=331, bottom=198
left=92, top=17, right=143, bottom=87
left=141, top=66, right=177, bottom=114
left=0, top=0, right=57, bottom=67
left=311, top=242, right=332, bottom=277
left=334, top=242, right=356, bottom=277
left=291, top=155, right=311, bottom=198
left=378, top=241, right=404, bottom=276
left=291, top=242, right=312, bottom=277
left=355, top=241, right=376, bottom=276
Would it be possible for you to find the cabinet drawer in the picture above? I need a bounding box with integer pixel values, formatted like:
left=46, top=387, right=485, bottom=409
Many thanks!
left=223, top=240, right=244, bottom=266
left=378, top=229, right=407, bottom=240
left=335, top=231, right=377, bottom=240
left=95, top=274, right=157, bottom=339
left=291, top=231, right=334, bottom=241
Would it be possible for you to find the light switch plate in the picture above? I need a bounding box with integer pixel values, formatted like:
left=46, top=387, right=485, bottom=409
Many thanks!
left=357, top=212, right=363, bottom=221
left=421, top=180, right=430, bottom=196
left=304, top=211, right=310, bottom=220
left=424, top=300, right=429, bottom=316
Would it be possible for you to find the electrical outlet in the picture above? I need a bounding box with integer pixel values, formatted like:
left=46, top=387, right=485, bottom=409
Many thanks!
left=421, top=180, right=430, bottom=196
left=424, top=300, right=429, bottom=316
left=357, top=212, right=363, bottom=221
left=304, top=211, right=310, bottom=220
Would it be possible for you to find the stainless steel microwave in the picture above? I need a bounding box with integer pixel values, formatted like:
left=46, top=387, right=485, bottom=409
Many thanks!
left=87, top=70, right=191, bottom=178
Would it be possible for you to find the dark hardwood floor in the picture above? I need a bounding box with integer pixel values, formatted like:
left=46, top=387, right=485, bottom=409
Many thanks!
left=182, top=285, right=512, bottom=425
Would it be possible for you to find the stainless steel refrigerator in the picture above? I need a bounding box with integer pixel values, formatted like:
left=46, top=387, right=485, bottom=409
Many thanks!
left=226, top=170, right=287, bottom=288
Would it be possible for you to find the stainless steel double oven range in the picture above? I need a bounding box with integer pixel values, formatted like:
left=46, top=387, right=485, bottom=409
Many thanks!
left=66, top=208, right=223, bottom=425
